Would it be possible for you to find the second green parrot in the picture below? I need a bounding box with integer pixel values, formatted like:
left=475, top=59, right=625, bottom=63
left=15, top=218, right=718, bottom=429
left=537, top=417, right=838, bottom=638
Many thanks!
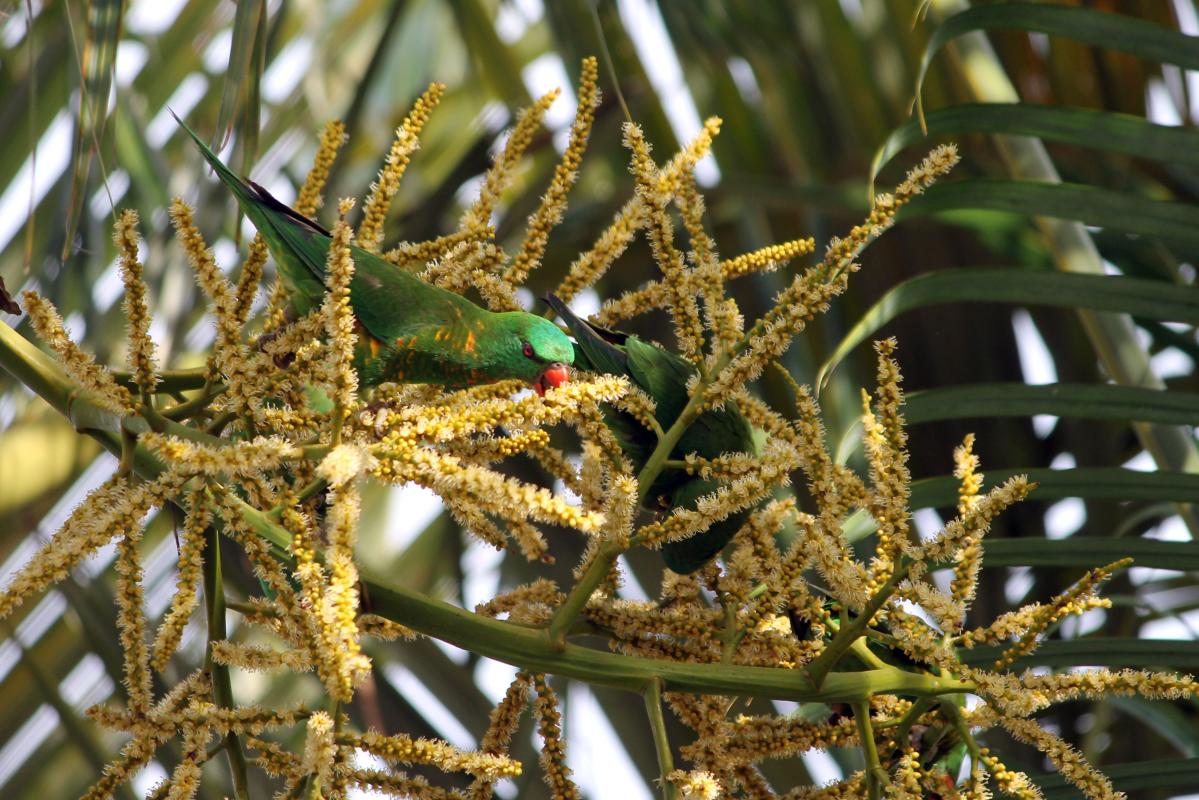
left=175, top=113, right=573, bottom=394
left=545, top=293, right=759, bottom=573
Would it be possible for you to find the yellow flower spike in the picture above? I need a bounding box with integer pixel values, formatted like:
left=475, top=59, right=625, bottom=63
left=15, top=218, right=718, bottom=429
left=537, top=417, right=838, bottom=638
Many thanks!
left=142, top=432, right=299, bottom=477
left=151, top=493, right=211, bottom=673
left=23, top=290, right=135, bottom=414
left=979, top=748, right=1044, bottom=800
left=506, top=57, right=600, bottom=288
left=557, top=115, right=722, bottom=306
left=999, top=716, right=1123, bottom=800
left=170, top=199, right=260, bottom=411
left=623, top=121, right=705, bottom=360
left=114, top=209, right=158, bottom=400
left=296, top=119, right=348, bottom=218
left=325, top=200, right=359, bottom=424
left=232, top=233, right=269, bottom=329
left=165, top=723, right=211, bottom=800
left=701, top=262, right=850, bottom=408
left=951, top=432, right=986, bottom=616
left=1022, top=668, right=1197, bottom=709
left=531, top=673, right=581, bottom=799
left=351, top=729, right=522, bottom=780
left=383, top=223, right=494, bottom=270
left=246, top=736, right=302, bottom=780
left=358, top=83, right=445, bottom=252
left=115, top=525, right=152, bottom=718
left=994, top=558, right=1131, bottom=670
left=922, top=475, right=1033, bottom=563
left=720, top=237, right=817, bottom=280
left=357, top=613, right=418, bottom=641
left=301, top=711, right=337, bottom=791
left=0, top=472, right=184, bottom=623
left=210, top=641, right=313, bottom=672
left=463, top=88, right=561, bottom=233
left=676, top=171, right=742, bottom=352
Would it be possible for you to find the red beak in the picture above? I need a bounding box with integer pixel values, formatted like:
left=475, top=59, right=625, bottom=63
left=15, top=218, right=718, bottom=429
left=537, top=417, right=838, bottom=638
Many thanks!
left=534, top=363, right=570, bottom=396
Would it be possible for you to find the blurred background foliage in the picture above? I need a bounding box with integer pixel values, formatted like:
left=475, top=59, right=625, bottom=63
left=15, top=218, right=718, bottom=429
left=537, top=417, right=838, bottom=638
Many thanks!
left=1, top=0, right=1199, bottom=797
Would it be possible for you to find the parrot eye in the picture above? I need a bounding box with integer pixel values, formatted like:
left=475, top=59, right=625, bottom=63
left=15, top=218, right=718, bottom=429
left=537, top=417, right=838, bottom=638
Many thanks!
left=521, top=341, right=535, bottom=359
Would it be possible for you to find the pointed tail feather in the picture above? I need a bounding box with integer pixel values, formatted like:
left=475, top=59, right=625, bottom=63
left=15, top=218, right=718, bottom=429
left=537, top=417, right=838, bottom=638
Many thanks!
left=170, top=109, right=261, bottom=212
left=543, top=292, right=628, bottom=375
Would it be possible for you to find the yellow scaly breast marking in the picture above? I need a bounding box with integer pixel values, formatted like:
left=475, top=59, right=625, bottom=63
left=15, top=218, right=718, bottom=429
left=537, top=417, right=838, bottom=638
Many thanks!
left=464, top=331, right=476, bottom=353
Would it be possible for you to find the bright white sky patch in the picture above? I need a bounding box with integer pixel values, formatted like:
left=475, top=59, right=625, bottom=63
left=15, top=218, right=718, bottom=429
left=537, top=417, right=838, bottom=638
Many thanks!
left=126, top=0, right=187, bottom=35
left=1044, top=498, right=1084, bottom=540
left=567, top=684, right=652, bottom=800
left=496, top=0, right=543, bottom=44
left=617, top=0, right=720, bottom=185
left=263, top=37, right=314, bottom=103
left=115, top=40, right=149, bottom=88
left=801, top=750, right=843, bottom=786
left=203, top=28, right=234, bottom=73
left=1011, top=309, right=1058, bottom=437
left=462, top=538, right=504, bottom=613
left=522, top=53, right=577, bottom=133
left=1, top=0, right=42, bottom=48
left=89, top=169, right=130, bottom=221
left=0, top=110, right=72, bottom=254
left=386, top=484, right=444, bottom=555
left=381, top=663, right=474, bottom=749
left=146, top=73, right=209, bottom=148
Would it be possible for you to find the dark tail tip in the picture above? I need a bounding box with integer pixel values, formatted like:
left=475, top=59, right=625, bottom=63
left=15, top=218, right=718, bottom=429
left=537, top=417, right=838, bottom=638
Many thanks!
left=543, top=292, right=571, bottom=320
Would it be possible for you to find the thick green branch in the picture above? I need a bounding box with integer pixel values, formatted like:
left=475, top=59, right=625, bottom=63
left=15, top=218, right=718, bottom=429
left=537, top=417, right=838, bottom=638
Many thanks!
left=805, top=562, right=911, bottom=688
left=0, top=322, right=977, bottom=705
left=644, top=679, right=678, bottom=800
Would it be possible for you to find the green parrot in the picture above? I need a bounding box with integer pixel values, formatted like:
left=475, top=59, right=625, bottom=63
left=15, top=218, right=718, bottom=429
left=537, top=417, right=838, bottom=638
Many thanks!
left=174, top=113, right=573, bottom=395
left=545, top=293, right=759, bottom=573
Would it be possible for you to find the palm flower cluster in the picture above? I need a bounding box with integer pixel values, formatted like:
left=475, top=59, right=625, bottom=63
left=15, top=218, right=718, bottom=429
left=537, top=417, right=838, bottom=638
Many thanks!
left=0, top=58, right=1193, bottom=800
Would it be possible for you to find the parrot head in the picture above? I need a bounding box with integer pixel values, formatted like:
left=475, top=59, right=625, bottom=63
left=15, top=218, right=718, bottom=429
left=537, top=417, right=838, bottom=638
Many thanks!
left=492, top=313, right=574, bottom=395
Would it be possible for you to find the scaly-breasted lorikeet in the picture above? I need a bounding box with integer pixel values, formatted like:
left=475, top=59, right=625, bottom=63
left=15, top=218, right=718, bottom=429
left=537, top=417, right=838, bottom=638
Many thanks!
left=174, top=113, right=572, bottom=395
left=545, top=293, right=759, bottom=573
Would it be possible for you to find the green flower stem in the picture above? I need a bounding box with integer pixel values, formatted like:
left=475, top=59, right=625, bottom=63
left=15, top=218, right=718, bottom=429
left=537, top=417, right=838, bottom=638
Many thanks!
left=853, top=700, right=888, bottom=800
left=112, top=366, right=210, bottom=393
left=849, top=638, right=888, bottom=671
left=547, top=364, right=719, bottom=647
left=938, top=697, right=981, bottom=767
left=805, top=562, right=911, bottom=689
left=643, top=678, right=678, bottom=800
left=0, top=322, right=977, bottom=706
left=162, top=381, right=227, bottom=420
left=201, top=520, right=251, bottom=800
left=888, top=696, right=934, bottom=757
